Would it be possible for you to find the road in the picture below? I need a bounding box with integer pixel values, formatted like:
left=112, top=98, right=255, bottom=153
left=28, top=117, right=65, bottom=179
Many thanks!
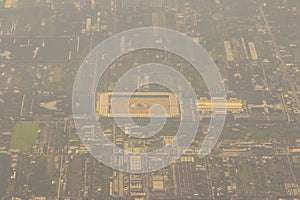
left=205, top=158, right=215, bottom=200
left=259, top=6, right=300, bottom=112
left=57, top=119, right=69, bottom=198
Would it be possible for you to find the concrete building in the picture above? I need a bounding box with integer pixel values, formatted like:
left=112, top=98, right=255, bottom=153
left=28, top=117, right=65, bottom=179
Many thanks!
left=97, top=92, right=180, bottom=118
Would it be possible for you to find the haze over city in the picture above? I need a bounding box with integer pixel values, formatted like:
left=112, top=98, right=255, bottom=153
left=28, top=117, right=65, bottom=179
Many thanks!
left=0, top=0, right=299, bottom=199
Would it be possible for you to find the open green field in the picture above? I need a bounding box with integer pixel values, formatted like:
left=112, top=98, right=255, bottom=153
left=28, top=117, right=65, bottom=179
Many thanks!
left=10, top=122, right=39, bottom=152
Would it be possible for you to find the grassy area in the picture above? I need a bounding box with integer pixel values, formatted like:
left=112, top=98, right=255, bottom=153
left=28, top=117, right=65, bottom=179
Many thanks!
left=14, top=155, right=29, bottom=196
left=99, top=0, right=110, bottom=10
left=237, top=160, right=255, bottom=196
left=0, top=155, right=10, bottom=197
left=69, top=130, right=80, bottom=141
left=100, top=165, right=113, bottom=198
left=67, top=156, right=83, bottom=196
left=157, top=12, right=166, bottom=27
left=292, top=165, right=300, bottom=185
left=17, top=0, right=34, bottom=7
left=250, top=148, right=274, bottom=156
left=29, top=156, right=57, bottom=196
left=152, top=12, right=166, bottom=28
left=10, top=122, right=39, bottom=153
left=268, top=159, right=286, bottom=197
left=53, top=66, right=62, bottom=82
left=292, top=48, right=300, bottom=63
left=0, top=0, right=5, bottom=8
left=210, top=166, right=223, bottom=179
